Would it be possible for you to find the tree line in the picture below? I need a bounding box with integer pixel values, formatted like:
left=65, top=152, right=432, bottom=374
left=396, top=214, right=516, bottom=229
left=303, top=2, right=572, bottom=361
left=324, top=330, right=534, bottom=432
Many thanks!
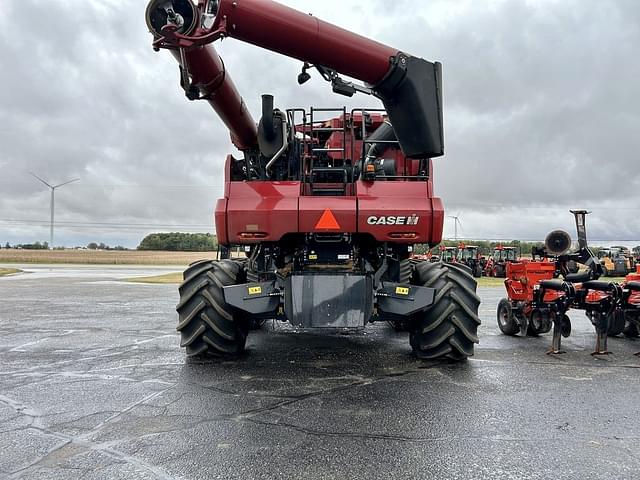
left=137, top=233, right=218, bottom=252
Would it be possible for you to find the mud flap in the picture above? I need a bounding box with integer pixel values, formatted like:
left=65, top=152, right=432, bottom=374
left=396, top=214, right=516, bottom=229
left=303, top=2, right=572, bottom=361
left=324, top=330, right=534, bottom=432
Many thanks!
left=223, top=282, right=280, bottom=315
left=376, top=282, right=435, bottom=316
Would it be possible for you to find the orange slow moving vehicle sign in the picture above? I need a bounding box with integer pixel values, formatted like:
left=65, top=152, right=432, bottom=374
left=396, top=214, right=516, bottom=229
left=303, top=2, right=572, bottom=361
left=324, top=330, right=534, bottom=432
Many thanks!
left=315, top=209, right=341, bottom=230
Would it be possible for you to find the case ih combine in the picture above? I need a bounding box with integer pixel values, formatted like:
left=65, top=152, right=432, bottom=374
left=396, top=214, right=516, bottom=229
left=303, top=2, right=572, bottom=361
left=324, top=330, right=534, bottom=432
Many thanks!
left=146, top=0, right=480, bottom=360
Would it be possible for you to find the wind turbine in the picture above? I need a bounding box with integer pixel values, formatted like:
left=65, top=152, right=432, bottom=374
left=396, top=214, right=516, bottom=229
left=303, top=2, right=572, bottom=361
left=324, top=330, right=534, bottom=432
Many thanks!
left=448, top=214, right=463, bottom=242
left=30, top=173, right=80, bottom=249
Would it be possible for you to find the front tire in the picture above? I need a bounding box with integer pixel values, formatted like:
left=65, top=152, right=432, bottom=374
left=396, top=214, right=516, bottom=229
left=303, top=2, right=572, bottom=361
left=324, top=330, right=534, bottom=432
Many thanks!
left=176, top=259, right=248, bottom=357
left=410, top=262, right=481, bottom=361
left=497, top=298, right=519, bottom=336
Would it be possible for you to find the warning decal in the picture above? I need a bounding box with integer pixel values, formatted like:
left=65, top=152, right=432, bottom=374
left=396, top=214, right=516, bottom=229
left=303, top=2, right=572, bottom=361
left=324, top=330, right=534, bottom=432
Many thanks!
left=315, top=209, right=341, bottom=230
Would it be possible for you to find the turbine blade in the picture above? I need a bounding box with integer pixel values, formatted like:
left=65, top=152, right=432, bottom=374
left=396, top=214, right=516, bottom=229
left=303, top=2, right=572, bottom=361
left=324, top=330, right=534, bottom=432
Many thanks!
left=29, top=172, right=52, bottom=189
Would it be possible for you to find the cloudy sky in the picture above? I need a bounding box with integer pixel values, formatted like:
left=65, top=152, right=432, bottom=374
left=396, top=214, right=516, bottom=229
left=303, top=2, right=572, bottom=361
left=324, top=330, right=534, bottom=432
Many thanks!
left=1, top=0, right=639, bottom=248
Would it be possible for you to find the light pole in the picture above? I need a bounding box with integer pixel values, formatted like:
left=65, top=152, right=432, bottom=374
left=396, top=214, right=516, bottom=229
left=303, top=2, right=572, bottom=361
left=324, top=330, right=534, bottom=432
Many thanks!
left=30, top=173, right=79, bottom=249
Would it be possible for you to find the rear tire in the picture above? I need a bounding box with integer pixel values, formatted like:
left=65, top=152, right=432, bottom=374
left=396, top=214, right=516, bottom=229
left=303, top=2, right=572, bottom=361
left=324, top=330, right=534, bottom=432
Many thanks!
left=176, top=259, right=248, bottom=357
left=410, top=262, right=481, bottom=361
left=497, top=298, right=519, bottom=336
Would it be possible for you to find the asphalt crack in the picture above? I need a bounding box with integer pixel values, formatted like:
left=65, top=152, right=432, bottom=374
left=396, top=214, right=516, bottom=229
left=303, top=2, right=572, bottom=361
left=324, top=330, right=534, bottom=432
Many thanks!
left=0, top=388, right=182, bottom=480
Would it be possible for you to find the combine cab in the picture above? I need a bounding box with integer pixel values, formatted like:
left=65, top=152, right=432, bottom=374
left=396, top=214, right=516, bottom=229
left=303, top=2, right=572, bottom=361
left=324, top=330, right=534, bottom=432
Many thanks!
left=146, top=0, right=480, bottom=360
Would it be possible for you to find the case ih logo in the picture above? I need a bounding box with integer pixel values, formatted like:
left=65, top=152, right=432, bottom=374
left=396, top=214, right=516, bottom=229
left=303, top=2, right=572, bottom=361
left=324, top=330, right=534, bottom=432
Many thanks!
left=367, top=215, right=420, bottom=226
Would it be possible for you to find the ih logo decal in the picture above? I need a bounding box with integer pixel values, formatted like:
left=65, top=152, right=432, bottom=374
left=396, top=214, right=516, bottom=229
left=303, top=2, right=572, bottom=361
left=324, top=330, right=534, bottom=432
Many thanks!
left=367, top=215, right=420, bottom=226
left=315, top=209, right=341, bottom=230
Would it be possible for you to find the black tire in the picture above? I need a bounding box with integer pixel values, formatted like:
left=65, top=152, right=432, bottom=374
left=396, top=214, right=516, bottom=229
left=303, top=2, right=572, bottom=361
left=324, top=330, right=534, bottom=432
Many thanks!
left=176, top=259, right=248, bottom=357
left=497, top=298, right=519, bottom=336
left=410, top=262, right=481, bottom=361
left=623, top=316, right=640, bottom=338
left=607, top=309, right=625, bottom=336
left=602, top=266, right=609, bottom=277
left=398, top=258, right=415, bottom=284
left=473, top=264, right=483, bottom=278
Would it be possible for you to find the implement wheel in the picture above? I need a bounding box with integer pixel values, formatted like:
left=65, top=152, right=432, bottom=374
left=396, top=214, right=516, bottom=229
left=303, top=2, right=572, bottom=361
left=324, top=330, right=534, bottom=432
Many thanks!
left=410, top=262, right=481, bottom=361
left=176, top=259, right=248, bottom=357
left=497, top=298, right=519, bottom=336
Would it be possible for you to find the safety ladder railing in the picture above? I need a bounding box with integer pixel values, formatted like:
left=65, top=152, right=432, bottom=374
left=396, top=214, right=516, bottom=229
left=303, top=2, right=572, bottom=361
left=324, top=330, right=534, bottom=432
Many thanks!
left=309, top=106, right=348, bottom=160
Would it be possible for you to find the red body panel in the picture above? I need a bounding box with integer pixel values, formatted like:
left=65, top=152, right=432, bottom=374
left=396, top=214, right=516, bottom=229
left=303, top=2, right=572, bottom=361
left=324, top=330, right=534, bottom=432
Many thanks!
left=430, top=198, right=445, bottom=244
left=357, top=181, right=441, bottom=243
left=625, top=268, right=640, bottom=306
left=585, top=289, right=609, bottom=304
left=215, top=179, right=444, bottom=245
left=505, top=261, right=561, bottom=303
left=224, top=182, right=300, bottom=243
left=213, top=0, right=397, bottom=85
left=214, top=198, right=228, bottom=245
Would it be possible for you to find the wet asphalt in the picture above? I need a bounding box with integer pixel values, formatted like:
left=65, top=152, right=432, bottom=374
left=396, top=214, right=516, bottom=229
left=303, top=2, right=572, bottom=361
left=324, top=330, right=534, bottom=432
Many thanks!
left=0, top=266, right=639, bottom=479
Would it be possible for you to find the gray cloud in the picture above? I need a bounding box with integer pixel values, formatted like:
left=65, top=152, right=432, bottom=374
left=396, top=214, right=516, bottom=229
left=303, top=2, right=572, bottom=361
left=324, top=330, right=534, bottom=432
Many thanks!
left=0, top=0, right=639, bottom=247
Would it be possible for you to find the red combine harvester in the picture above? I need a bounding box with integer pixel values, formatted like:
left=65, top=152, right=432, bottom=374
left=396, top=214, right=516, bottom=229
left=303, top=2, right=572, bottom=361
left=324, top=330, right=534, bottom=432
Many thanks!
left=146, top=0, right=480, bottom=359
left=497, top=210, right=628, bottom=355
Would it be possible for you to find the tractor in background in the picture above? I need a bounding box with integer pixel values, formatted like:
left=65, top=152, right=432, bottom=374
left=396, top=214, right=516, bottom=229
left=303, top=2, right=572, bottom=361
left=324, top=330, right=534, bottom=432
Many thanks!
left=611, top=245, right=636, bottom=271
left=439, top=246, right=458, bottom=263
left=457, top=243, right=484, bottom=278
left=486, top=245, right=518, bottom=278
left=598, top=247, right=631, bottom=276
